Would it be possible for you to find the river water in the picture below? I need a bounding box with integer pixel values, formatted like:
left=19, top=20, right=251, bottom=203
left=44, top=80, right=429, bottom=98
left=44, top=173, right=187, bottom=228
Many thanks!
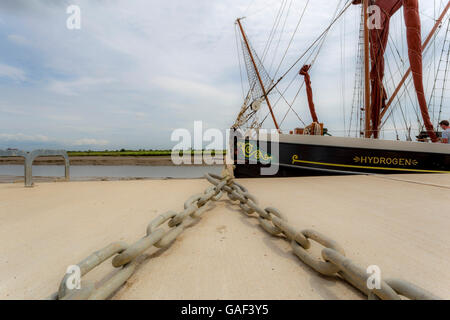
left=0, top=165, right=223, bottom=182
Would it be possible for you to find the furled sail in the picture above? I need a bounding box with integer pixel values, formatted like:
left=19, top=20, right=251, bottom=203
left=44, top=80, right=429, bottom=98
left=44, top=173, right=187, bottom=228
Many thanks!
left=367, top=0, right=402, bottom=139
left=353, top=0, right=437, bottom=141
left=402, top=0, right=437, bottom=141
left=299, top=64, right=319, bottom=123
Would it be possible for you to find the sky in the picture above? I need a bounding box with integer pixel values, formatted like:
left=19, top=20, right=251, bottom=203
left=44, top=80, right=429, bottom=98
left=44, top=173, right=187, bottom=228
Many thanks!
left=0, top=0, right=447, bottom=150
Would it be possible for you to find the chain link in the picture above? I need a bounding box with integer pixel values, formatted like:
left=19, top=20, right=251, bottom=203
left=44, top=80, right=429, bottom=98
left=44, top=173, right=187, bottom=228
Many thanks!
left=208, top=173, right=442, bottom=300
left=48, top=174, right=231, bottom=300
left=47, top=172, right=441, bottom=300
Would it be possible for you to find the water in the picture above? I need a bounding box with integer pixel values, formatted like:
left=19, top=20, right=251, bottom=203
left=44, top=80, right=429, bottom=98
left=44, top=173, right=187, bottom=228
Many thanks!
left=0, top=165, right=222, bottom=181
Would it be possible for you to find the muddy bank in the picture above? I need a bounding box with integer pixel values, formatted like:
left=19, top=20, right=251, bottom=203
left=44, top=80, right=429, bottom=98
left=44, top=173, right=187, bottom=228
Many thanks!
left=0, top=155, right=225, bottom=166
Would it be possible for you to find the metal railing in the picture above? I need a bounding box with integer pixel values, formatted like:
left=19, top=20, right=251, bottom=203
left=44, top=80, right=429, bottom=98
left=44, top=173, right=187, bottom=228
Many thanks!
left=0, top=149, right=70, bottom=187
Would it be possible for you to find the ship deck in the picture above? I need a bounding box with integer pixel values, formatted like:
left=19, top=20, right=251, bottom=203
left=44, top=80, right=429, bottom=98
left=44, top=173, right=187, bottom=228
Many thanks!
left=0, top=173, right=449, bottom=299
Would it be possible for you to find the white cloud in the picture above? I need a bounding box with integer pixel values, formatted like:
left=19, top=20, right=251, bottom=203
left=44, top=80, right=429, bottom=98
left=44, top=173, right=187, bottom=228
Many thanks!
left=46, top=114, right=82, bottom=122
left=153, top=76, right=238, bottom=107
left=110, top=109, right=149, bottom=119
left=0, top=0, right=445, bottom=148
left=0, top=133, right=49, bottom=142
left=0, top=105, right=30, bottom=116
left=72, top=138, right=109, bottom=146
left=7, top=34, right=30, bottom=46
left=0, top=133, right=110, bottom=149
left=0, top=64, right=26, bottom=82
left=47, top=77, right=116, bottom=96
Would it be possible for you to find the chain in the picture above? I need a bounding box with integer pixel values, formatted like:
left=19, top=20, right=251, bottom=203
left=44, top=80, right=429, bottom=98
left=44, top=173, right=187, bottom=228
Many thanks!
left=205, top=173, right=442, bottom=300
left=47, top=173, right=232, bottom=300
left=47, top=172, right=441, bottom=300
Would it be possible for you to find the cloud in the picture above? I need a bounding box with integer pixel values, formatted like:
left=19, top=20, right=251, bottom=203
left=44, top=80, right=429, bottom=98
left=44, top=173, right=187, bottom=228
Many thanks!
left=72, top=138, right=109, bottom=146
left=0, top=64, right=26, bottom=82
left=0, top=0, right=67, bottom=15
left=47, top=77, right=116, bottom=96
left=111, top=109, right=149, bottom=119
left=46, top=114, right=82, bottom=122
left=7, top=34, right=30, bottom=46
left=153, top=76, right=237, bottom=107
left=0, top=133, right=110, bottom=149
left=0, top=0, right=445, bottom=149
left=0, top=133, right=49, bottom=142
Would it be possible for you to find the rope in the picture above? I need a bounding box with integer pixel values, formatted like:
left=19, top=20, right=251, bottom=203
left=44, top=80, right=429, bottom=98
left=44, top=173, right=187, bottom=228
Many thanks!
left=370, top=174, right=450, bottom=190
left=262, top=0, right=346, bottom=128
left=262, top=0, right=287, bottom=62
left=267, top=0, right=294, bottom=75
left=235, top=24, right=246, bottom=100
left=272, top=0, right=310, bottom=80
left=266, top=0, right=353, bottom=97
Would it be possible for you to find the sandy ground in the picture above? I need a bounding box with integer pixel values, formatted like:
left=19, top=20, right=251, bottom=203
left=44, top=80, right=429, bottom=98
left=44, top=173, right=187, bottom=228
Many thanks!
left=0, top=174, right=449, bottom=300
left=0, top=155, right=224, bottom=166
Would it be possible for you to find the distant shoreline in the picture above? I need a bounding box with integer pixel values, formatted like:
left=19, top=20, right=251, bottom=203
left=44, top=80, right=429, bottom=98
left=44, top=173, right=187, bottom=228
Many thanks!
left=0, top=155, right=225, bottom=166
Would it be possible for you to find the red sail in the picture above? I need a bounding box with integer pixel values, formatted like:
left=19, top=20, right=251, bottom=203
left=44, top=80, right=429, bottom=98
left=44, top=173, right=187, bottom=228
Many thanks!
left=402, top=0, right=437, bottom=141
left=368, top=0, right=402, bottom=138
left=299, top=64, right=319, bottom=123
left=353, top=0, right=437, bottom=141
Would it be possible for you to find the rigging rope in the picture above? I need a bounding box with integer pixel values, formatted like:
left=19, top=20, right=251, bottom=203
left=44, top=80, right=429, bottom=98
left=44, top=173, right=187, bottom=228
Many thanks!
left=340, top=10, right=347, bottom=134
left=348, top=6, right=364, bottom=137
left=266, top=0, right=353, bottom=97
left=243, top=0, right=257, bottom=16
left=262, top=0, right=287, bottom=62
left=268, top=0, right=294, bottom=75
left=381, top=54, right=442, bottom=135
left=380, top=15, right=448, bottom=132
left=436, top=24, right=450, bottom=127
left=235, top=24, right=247, bottom=100
left=272, top=0, right=310, bottom=80
left=429, top=17, right=450, bottom=127
left=261, top=0, right=346, bottom=128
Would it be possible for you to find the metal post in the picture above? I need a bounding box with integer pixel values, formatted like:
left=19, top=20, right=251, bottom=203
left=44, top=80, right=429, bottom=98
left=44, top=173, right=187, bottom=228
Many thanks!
left=24, top=154, right=33, bottom=187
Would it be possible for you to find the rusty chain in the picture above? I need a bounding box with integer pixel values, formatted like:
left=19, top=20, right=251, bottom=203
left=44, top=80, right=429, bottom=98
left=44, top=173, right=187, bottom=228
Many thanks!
left=47, top=172, right=441, bottom=300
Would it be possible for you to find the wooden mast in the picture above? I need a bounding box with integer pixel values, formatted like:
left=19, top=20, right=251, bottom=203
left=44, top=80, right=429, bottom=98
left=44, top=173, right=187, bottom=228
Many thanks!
left=363, top=0, right=371, bottom=138
left=236, top=18, right=280, bottom=132
left=380, top=1, right=450, bottom=121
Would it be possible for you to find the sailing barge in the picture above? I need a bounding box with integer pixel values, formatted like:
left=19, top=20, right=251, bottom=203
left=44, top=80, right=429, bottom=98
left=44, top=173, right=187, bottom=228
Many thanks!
left=231, top=0, right=450, bottom=177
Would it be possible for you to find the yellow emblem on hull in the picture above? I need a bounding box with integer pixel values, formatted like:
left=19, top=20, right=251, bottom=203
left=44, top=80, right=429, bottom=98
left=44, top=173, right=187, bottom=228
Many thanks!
left=237, top=142, right=272, bottom=161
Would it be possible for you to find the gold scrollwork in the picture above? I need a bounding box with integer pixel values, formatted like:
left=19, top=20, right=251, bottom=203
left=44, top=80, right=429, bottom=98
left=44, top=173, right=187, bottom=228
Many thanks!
left=237, top=142, right=272, bottom=161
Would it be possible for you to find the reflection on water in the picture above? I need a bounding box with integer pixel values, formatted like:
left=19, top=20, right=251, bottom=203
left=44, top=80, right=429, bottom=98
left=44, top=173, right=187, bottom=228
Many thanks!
left=0, top=165, right=222, bottom=181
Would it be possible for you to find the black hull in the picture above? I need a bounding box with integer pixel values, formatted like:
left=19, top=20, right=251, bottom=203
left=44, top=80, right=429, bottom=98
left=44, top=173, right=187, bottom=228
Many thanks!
left=233, top=137, right=450, bottom=178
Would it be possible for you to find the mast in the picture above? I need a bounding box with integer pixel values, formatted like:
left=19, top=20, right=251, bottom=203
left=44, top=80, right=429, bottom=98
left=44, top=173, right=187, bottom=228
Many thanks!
left=380, top=1, right=450, bottom=121
left=236, top=18, right=280, bottom=132
left=363, top=0, right=371, bottom=138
